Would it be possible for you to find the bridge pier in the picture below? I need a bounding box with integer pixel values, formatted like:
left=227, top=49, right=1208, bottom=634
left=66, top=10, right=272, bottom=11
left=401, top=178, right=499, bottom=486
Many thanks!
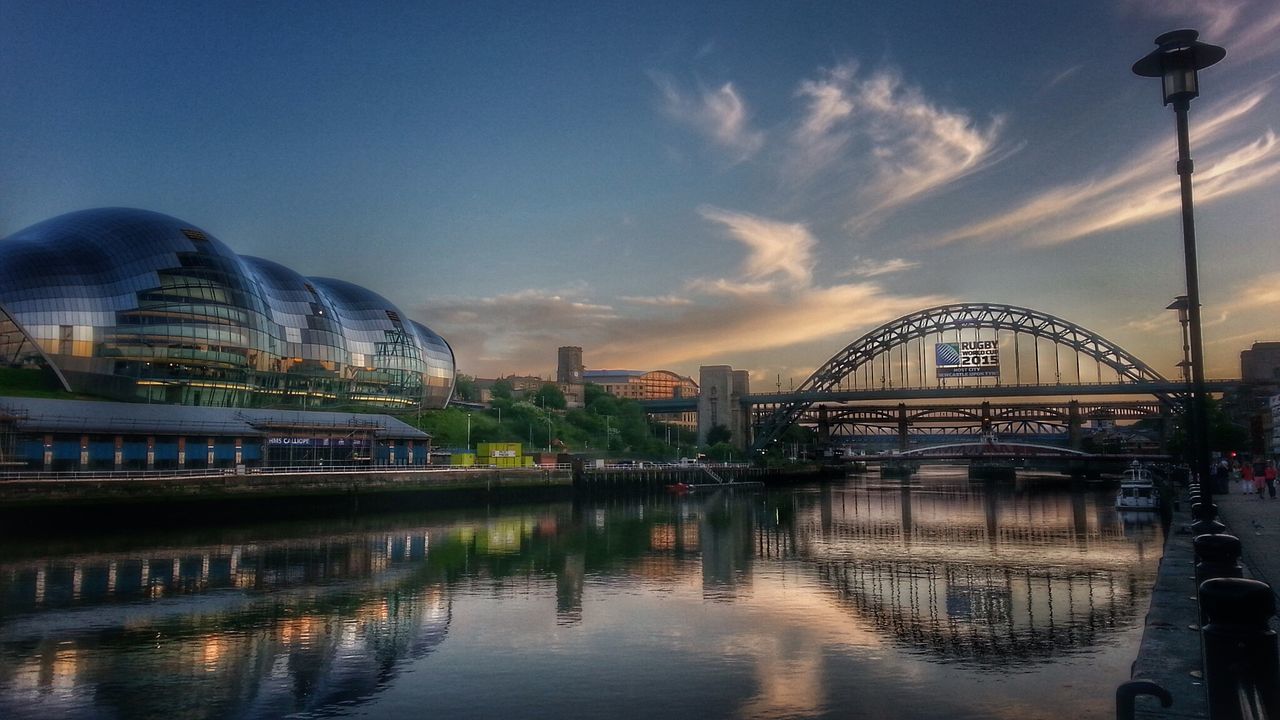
left=1068, top=400, right=1083, bottom=451
left=897, top=403, right=909, bottom=452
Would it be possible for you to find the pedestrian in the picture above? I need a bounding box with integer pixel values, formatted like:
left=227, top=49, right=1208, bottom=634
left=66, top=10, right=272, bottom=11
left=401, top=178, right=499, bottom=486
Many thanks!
left=1265, top=460, right=1277, bottom=499
left=1252, top=462, right=1266, bottom=498
left=1241, top=461, right=1255, bottom=494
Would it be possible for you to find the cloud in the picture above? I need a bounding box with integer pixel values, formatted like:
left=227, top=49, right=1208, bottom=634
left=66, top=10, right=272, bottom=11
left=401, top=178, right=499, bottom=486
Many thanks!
left=418, top=210, right=950, bottom=378
left=699, top=206, right=817, bottom=285
left=1044, top=65, right=1083, bottom=91
left=837, top=256, right=920, bottom=278
left=929, top=89, right=1280, bottom=246
left=654, top=74, right=765, bottom=163
left=1127, top=0, right=1280, bottom=60
left=618, top=294, right=695, bottom=307
left=415, top=290, right=618, bottom=375
left=785, top=64, right=1006, bottom=231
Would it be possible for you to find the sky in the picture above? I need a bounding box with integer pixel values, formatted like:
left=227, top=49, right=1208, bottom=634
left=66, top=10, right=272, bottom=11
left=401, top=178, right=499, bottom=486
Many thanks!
left=2, top=0, right=1278, bottom=386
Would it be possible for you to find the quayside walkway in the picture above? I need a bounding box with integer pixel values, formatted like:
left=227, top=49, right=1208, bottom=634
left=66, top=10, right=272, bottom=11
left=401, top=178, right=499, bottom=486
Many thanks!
left=1125, top=488, right=1279, bottom=719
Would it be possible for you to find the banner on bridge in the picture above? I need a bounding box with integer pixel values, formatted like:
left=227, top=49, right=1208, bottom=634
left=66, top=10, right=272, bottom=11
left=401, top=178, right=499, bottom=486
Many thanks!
left=935, top=341, right=1000, bottom=378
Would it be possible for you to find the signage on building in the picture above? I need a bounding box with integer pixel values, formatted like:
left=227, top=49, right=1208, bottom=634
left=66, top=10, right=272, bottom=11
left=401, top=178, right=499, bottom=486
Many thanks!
left=935, top=341, right=1000, bottom=378
left=1271, top=395, right=1280, bottom=448
left=267, top=437, right=369, bottom=447
left=490, top=450, right=517, bottom=458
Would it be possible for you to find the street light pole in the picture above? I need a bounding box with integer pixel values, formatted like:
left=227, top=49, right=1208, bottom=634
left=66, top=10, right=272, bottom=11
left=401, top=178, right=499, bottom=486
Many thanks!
left=1134, top=29, right=1225, bottom=506
left=1167, top=296, right=1194, bottom=465
left=466, top=412, right=472, bottom=452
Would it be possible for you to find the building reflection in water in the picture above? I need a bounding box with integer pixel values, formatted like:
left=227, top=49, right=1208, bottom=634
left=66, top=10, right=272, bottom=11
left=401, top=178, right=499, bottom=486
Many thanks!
left=0, top=476, right=1160, bottom=718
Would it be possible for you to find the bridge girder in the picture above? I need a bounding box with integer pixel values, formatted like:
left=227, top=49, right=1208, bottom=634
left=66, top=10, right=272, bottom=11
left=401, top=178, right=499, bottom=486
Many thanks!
left=751, top=303, right=1171, bottom=451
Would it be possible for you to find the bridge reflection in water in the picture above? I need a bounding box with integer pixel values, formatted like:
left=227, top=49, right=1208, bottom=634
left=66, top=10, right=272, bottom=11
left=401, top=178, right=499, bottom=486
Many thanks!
left=0, top=473, right=1161, bottom=719
left=758, top=474, right=1159, bottom=668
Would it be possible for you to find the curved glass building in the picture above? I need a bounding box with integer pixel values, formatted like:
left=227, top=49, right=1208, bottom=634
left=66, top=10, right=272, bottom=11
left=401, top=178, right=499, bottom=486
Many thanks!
left=0, top=208, right=455, bottom=408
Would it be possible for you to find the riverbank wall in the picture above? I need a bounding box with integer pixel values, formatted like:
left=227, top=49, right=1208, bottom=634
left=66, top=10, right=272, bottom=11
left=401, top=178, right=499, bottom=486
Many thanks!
left=0, top=467, right=572, bottom=521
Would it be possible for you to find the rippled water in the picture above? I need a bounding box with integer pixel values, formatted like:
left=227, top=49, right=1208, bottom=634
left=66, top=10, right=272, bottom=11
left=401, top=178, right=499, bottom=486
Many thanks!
left=0, top=469, right=1164, bottom=719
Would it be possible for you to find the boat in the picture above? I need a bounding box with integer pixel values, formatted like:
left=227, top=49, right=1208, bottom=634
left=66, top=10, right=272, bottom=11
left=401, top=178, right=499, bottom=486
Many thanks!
left=1115, top=462, right=1160, bottom=510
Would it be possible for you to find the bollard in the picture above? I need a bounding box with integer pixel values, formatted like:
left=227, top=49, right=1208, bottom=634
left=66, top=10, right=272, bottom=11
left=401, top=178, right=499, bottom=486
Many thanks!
left=1116, top=679, right=1172, bottom=720
left=1200, top=578, right=1280, bottom=720
left=1191, top=502, right=1218, bottom=521
left=1192, top=534, right=1242, bottom=625
left=1187, top=502, right=1228, bottom=535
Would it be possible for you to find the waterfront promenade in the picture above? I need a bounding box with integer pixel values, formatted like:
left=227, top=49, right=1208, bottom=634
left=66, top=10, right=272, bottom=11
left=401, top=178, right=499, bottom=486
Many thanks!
left=1129, top=486, right=1279, bottom=719
left=1217, top=490, right=1280, bottom=600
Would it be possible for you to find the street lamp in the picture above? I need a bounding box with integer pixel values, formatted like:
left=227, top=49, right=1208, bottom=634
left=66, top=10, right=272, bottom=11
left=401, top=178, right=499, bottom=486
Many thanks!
left=546, top=418, right=553, bottom=453
left=1167, top=295, right=1195, bottom=467
left=1134, top=30, right=1224, bottom=505
left=466, top=412, right=472, bottom=452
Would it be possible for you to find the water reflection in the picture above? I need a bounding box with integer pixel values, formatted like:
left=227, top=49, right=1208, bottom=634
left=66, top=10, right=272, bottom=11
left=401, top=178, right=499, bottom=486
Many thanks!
left=0, top=473, right=1161, bottom=719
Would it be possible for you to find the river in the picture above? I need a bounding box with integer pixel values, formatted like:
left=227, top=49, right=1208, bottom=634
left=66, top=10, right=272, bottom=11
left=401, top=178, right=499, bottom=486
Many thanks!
left=0, top=467, right=1163, bottom=719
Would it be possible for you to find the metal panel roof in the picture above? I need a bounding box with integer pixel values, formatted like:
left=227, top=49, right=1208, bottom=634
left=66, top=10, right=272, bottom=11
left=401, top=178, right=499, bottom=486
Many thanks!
left=0, top=397, right=429, bottom=439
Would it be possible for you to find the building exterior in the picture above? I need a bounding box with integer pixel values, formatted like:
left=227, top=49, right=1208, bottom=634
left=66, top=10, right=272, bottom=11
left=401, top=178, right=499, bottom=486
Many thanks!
left=0, top=396, right=430, bottom=471
left=583, top=368, right=699, bottom=430
left=0, top=208, right=455, bottom=409
left=582, top=369, right=698, bottom=401
left=556, top=346, right=585, bottom=408
left=697, top=365, right=751, bottom=449
left=1242, top=342, right=1280, bottom=383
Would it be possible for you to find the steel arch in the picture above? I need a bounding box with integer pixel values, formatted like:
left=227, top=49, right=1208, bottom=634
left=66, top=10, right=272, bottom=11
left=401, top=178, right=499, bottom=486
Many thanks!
left=752, top=303, right=1168, bottom=450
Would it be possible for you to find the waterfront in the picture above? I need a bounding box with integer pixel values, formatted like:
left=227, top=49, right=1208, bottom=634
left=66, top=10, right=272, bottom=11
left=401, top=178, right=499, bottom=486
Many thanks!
left=0, top=467, right=1163, bottom=719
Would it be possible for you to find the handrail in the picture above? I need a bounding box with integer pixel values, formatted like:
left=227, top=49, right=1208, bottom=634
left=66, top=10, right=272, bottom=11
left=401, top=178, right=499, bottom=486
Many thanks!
left=0, top=463, right=574, bottom=483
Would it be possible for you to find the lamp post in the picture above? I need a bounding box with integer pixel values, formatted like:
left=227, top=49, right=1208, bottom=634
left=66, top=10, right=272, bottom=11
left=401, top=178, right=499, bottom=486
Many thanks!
left=1167, top=295, right=1195, bottom=466
left=546, top=418, right=553, bottom=453
left=466, top=412, right=472, bottom=452
left=1134, top=29, right=1225, bottom=504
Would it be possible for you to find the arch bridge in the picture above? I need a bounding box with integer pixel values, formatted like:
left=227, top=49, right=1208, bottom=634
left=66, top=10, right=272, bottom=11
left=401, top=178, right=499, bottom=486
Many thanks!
left=748, top=303, right=1213, bottom=453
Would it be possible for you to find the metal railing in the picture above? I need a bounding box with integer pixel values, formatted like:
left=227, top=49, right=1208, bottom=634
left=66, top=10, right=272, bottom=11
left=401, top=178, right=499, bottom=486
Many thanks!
left=0, top=463, right=574, bottom=483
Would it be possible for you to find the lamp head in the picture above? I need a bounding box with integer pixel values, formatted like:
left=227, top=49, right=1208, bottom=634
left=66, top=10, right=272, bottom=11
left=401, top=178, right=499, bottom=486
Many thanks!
left=1133, top=30, right=1226, bottom=106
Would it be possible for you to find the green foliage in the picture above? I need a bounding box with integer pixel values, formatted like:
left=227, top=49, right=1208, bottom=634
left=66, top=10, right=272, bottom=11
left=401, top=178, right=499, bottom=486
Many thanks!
left=532, top=382, right=566, bottom=410
left=452, top=374, right=478, bottom=402
left=490, top=378, right=514, bottom=401
left=706, top=424, right=732, bottom=446
left=705, top=441, right=736, bottom=463
left=417, top=383, right=699, bottom=460
left=1167, top=395, right=1249, bottom=458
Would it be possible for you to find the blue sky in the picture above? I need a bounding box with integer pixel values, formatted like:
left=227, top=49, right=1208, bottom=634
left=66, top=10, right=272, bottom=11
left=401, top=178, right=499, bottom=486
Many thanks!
left=2, top=0, right=1278, bottom=384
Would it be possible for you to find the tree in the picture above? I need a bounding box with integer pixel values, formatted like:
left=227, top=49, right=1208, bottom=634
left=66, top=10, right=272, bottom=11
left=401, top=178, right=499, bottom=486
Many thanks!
left=452, top=374, right=478, bottom=402
left=491, top=378, right=514, bottom=401
left=706, top=441, right=736, bottom=463
left=532, top=382, right=566, bottom=410
left=706, top=424, right=732, bottom=446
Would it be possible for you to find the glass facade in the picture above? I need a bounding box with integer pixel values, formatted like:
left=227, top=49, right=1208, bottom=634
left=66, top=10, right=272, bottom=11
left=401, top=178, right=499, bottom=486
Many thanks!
left=0, top=208, right=455, bottom=409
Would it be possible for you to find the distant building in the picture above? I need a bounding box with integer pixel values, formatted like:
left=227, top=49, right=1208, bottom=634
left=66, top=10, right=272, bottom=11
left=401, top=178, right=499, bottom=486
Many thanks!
left=556, top=346, right=585, bottom=408
left=557, top=346, right=584, bottom=384
left=473, top=375, right=547, bottom=402
left=582, top=369, right=698, bottom=401
left=582, top=368, right=698, bottom=429
left=1241, top=342, right=1280, bottom=383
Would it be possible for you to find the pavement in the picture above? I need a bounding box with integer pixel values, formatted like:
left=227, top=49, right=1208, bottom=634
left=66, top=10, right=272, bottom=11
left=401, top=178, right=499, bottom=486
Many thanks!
left=1126, top=484, right=1280, bottom=720
left=1215, top=487, right=1280, bottom=603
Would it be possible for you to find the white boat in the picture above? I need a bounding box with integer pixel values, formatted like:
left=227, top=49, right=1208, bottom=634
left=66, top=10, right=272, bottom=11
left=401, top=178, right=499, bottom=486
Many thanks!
left=1115, top=462, right=1160, bottom=510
